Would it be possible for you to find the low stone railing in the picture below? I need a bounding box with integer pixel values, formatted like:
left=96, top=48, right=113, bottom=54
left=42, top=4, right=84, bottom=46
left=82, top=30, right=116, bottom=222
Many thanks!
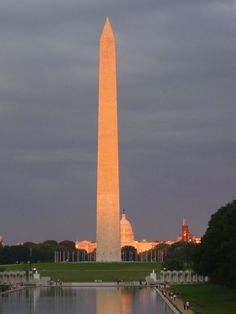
left=0, top=271, right=33, bottom=284
left=160, top=270, right=208, bottom=284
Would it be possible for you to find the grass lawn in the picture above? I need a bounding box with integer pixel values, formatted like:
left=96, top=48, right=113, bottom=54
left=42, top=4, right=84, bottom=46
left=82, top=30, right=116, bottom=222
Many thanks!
left=171, top=284, right=236, bottom=314
left=2, top=262, right=161, bottom=282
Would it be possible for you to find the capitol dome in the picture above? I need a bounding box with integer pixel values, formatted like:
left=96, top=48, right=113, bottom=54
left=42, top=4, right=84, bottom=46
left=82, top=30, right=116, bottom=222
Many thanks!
left=120, top=210, right=135, bottom=243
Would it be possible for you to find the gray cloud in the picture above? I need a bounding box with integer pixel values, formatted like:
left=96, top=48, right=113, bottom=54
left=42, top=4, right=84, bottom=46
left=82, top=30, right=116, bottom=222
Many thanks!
left=0, top=0, right=236, bottom=243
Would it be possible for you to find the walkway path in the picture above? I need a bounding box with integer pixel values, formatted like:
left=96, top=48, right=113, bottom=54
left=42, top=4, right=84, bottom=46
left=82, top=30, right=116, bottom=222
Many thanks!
left=171, top=296, right=194, bottom=314
left=156, top=287, right=194, bottom=314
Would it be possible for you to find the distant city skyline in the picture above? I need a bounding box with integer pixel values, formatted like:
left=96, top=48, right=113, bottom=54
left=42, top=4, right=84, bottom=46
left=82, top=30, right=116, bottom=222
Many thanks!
left=0, top=1, right=236, bottom=244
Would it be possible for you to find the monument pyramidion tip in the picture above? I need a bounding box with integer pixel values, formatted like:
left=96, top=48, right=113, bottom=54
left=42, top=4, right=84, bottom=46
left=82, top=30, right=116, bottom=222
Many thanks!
left=100, top=17, right=115, bottom=41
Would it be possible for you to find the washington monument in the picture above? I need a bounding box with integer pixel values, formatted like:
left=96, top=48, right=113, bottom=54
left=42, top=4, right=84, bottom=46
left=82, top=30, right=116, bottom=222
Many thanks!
left=96, top=18, right=121, bottom=262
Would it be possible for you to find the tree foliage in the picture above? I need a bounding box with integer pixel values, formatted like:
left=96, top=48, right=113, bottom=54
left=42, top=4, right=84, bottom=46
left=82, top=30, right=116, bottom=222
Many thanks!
left=0, top=240, right=76, bottom=264
left=121, top=246, right=137, bottom=261
left=59, top=240, right=76, bottom=250
left=194, top=200, right=236, bottom=288
left=164, top=242, right=196, bottom=270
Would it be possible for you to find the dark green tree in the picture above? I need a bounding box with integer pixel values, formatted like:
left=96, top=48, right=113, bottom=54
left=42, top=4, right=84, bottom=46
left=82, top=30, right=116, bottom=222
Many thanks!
left=164, top=242, right=196, bottom=270
left=43, top=240, right=58, bottom=246
left=153, top=243, right=169, bottom=262
left=0, top=245, right=29, bottom=264
left=121, top=246, right=137, bottom=261
left=194, top=200, right=236, bottom=288
left=59, top=240, right=75, bottom=250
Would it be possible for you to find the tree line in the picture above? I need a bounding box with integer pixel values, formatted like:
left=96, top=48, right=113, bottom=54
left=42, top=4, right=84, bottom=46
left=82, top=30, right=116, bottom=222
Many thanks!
left=0, top=200, right=235, bottom=288
left=122, top=199, right=236, bottom=288
left=0, top=240, right=76, bottom=264
left=194, top=200, right=236, bottom=288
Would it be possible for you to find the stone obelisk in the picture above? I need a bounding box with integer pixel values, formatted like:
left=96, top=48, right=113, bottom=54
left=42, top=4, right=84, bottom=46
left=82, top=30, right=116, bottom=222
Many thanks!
left=96, top=18, right=121, bottom=262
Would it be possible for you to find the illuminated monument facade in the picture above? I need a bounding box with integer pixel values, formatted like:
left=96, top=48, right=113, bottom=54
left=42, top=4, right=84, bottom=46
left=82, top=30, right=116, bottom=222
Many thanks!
left=76, top=210, right=157, bottom=254
left=181, top=218, right=190, bottom=242
left=96, top=18, right=121, bottom=261
left=75, top=214, right=201, bottom=254
left=177, top=218, right=201, bottom=244
left=75, top=21, right=201, bottom=258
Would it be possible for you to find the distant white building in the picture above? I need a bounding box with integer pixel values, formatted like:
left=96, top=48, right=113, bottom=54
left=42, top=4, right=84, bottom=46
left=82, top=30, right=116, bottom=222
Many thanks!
left=75, top=210, right=157, bottom=254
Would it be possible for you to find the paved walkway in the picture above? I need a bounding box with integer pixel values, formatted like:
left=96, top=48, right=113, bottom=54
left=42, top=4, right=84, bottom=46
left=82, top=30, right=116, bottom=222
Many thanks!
left=156, top=287, right=194, bottom=314
left=171, top=296, right=194, bottom=314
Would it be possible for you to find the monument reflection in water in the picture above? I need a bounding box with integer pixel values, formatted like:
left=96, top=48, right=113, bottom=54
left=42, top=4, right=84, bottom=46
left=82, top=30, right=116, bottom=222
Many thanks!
left=0, top=287, right=174, bottom=314
left=97, top=287, right=174, bottom=314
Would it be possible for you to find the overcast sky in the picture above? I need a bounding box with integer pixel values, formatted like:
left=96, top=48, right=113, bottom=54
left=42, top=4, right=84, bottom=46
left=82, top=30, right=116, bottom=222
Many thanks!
left=0, top=0, right=235, bottom=244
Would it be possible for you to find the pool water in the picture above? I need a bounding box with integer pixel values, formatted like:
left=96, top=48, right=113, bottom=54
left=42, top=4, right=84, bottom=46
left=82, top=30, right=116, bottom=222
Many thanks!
left=0, top=287, right=175, bottom=314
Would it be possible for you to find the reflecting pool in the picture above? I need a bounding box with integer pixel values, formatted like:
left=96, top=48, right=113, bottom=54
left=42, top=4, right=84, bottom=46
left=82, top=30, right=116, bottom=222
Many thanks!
left=0, top=287, right=175, bottom=314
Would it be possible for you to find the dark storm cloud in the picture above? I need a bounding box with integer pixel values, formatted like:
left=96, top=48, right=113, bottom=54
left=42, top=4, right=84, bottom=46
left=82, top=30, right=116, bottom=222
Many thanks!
left=0, top=0, right=235, bottom=243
